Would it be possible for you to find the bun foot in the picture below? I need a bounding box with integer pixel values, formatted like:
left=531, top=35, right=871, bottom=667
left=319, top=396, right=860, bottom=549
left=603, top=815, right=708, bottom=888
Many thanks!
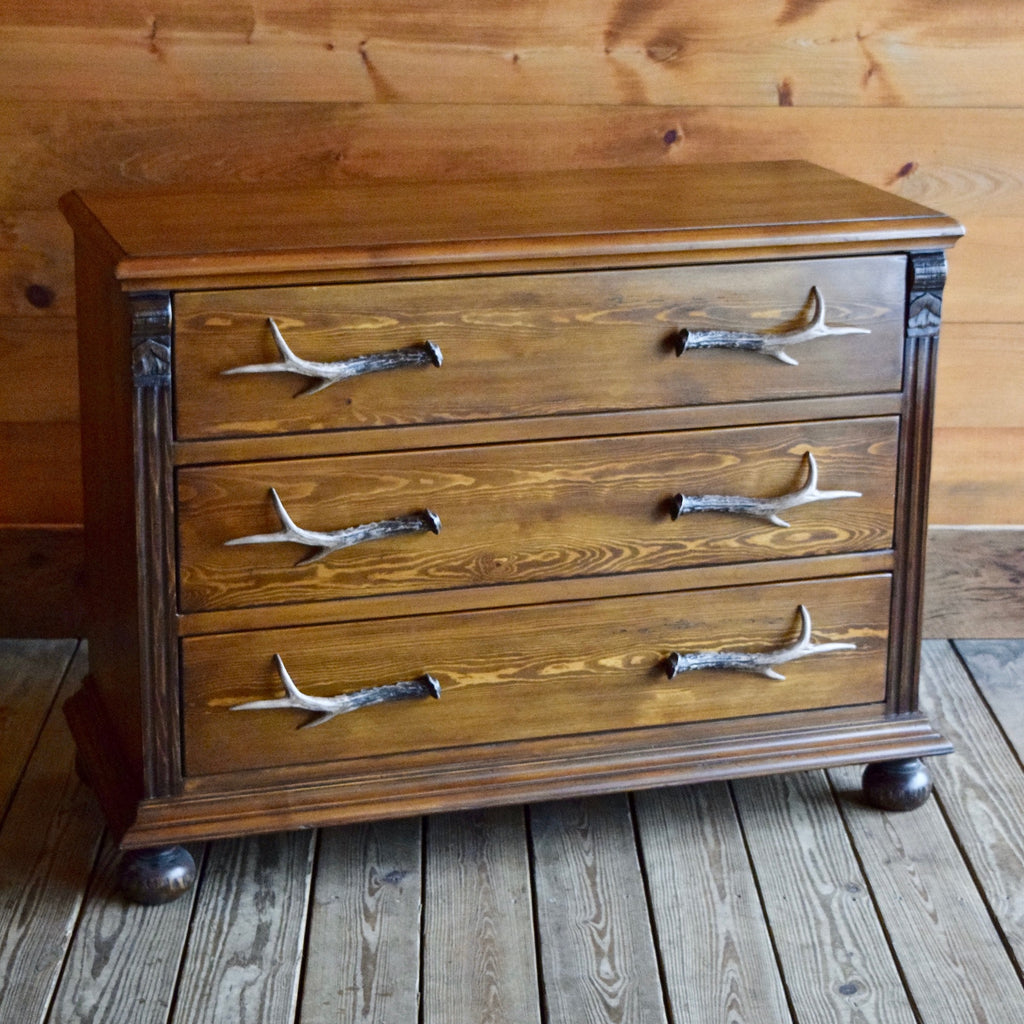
left=862, top=757, right=933, bottom=812
left=119, top=846, right=197, bottom=904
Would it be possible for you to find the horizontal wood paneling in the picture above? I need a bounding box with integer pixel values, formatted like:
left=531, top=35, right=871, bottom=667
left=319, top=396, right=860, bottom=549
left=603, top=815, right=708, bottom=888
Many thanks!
left=924, top=528, right=1024, bottom=639
left=0, top=318, right=77, bottom=422
left=0, top=2, right=1022, bottom=106
left=1, top=1, right=1021, bottom=586
left=0, top=423, right=80, bottom=523
left=3, top=104, right=1024, bottom=217
left=931, top=427, right=1024, bottom=524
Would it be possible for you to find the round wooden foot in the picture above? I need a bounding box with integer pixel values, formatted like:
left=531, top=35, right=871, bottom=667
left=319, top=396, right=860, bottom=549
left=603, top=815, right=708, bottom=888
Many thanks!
left=862, top=758, right=933, bottom=812
left=119, top=846, right=197, bottom=904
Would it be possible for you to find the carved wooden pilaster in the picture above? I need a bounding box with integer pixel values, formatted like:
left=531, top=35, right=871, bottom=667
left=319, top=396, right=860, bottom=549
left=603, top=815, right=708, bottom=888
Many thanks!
left=907, top=252, right=949, bottom=341
left=131, top=293, right=180, bottom=797
left=889, top=251, right=948, bottom=715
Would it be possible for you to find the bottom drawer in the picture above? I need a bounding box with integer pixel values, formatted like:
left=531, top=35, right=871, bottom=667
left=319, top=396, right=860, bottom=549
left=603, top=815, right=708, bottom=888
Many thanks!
left=182, top=574, right=891, bottom=776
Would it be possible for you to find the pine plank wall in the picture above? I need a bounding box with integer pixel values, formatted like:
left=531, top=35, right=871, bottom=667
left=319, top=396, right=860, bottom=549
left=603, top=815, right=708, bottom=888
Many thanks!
left=0, top=1, right=1021, bottom=636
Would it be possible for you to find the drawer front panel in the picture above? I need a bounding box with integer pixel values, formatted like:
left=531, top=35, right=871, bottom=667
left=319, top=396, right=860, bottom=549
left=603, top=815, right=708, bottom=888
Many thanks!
left=181, top=574, right=891, bottom=776
left=177, top=417, right=898, bottom=613
left=173, top=256, right=905, bottom=441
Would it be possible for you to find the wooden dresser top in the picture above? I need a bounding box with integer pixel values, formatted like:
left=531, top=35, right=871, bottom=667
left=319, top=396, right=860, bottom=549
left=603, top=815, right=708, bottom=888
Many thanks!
left=60, top=161, right=963, bottom=289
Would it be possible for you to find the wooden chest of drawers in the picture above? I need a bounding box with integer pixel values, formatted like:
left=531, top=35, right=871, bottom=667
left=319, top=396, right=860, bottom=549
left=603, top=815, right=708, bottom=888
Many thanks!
left=61, top=162, right=962, bottom=901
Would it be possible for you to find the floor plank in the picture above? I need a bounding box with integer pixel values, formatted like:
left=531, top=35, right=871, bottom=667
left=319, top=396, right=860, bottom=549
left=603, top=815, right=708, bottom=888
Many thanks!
left=731, top=771, right=918, bottom=1024
left=170, top=831, right=314, bottom=1024
left=917, top=640, right=1024, bottom=974
left=3, top=638, right=1024, bottom=1024
left=422, top=805, right=540, bottom=1024
left=634, top=783, right=794, bottom=1024
left=300, top=818, right=423, bottom=1024
left=46, top=835, right=204, bottom=1024
left=954, top=639, right=1024, bottom=757
left=0, top=637, right=76, bottom=821
left=829, top=761, right=1024, bottom=1023
left=0, top=643, right=104, bottom=1024
left=530, top=795, right=668, bottom=1024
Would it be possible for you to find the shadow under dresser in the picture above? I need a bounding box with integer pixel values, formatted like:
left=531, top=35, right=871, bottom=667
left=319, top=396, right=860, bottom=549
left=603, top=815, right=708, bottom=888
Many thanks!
left=60, top=161, right=963, bottom=902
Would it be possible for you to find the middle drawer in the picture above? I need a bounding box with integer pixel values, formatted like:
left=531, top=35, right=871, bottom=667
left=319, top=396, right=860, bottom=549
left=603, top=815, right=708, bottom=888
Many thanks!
left=177, top=417, right=897, bottom=614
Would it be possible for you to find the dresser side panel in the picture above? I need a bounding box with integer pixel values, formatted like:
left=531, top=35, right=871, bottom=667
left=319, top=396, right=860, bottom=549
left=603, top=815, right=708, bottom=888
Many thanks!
left=71, top=239, right=145, bottom=781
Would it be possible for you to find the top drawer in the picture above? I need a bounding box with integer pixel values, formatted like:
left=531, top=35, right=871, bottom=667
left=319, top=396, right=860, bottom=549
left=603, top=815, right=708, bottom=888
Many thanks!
left=173, top=256, right=906, bottom=442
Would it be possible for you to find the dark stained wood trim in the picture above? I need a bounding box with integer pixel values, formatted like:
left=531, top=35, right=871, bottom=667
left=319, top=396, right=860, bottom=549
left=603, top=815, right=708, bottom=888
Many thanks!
left=129, top=292, right=182, bottom=798
left=888, top=251, right=947, bottom=713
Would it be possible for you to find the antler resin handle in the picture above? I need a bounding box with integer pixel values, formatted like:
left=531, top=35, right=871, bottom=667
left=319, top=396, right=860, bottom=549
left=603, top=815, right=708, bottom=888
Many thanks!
left=225, top=488, right=441, bottom=566
left=676, top=287, right=870, bottom=366
left=672, top=451, right=861, bottom=528
left=222, top=318, right=443, bottom=395
left=231, top=654, right=441, bottom=728
left=665, top=605, right=856, bottom=680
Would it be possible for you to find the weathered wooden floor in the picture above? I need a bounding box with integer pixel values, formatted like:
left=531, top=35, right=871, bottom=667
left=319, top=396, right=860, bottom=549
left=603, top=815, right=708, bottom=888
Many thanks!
left=2, top=639, right=1023, bottom=1024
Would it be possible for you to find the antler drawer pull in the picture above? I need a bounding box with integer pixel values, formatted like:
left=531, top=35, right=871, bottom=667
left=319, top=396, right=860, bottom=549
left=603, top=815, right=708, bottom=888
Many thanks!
left=671, top=451, right=861, bottom=527
left=231, top=654, right=441, bottom=728
left=676, top=286, right=870, bottom=365
left=665, top=605, right=856, bottom=680
left=225, top=487, right=441, bottom=565
left=222, top=318, right=443, bottom=395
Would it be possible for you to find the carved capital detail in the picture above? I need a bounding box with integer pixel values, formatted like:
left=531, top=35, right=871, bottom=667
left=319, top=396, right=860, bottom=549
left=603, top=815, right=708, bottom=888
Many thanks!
left=907, top=251, right=947, bottom=343
left=131, top=293, right=172, bottom=387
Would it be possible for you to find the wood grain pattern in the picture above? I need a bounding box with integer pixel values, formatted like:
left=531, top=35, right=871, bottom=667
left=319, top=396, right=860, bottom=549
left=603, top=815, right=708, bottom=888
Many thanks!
left=170, top=830, right=314, bottom=1024
left=181, top=574, right=891, bottom=776
left=62, top=166, right=957, bottom=289
left=829, top=762, right=1024, bottom=1023
left=301, top=818, right=423, bottom=1024
left=177, top=418, right=898, bottom=612
left=1, top=2, right=1023, bottom=106
left=0, top=0, right=1018, bottom=536
left=0, top=645, right=104, bottom=1024
left=3, top=103, right=1024, bottom=218
left=732, top=770, right=918, bottom=1024
left=423, top=806, right=540, bottom=1024
left=954, top=639, right=1024, bottom=754
left=4, top=639, right=1024, bottom=1024
left=633, top=783, right=793, bottom=1024
left=60, top=160, right=955, bottom=869
left=0, top=421, right=81, bottom=522
left=924, top=529, right=1024, bottom=638
left=0, top=638, right=76, bottom=817
left=172, top=259, right=906, bottom=440
left=530, top=795, right=668, bottom=1024
left=930, top=322, right=1024, bottom=523
left=4, top=524, right=1016, bottom=641
left=916, top=640, right=1024, bottom=967
left=0, top=317, right=77, bottom=421
left=47, top=836, right=202, bottom=1024
left=930, top=427, right=1024, bottom=524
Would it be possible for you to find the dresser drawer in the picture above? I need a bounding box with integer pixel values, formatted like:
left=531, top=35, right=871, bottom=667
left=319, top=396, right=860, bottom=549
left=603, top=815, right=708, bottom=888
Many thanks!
left=173, top=256, right=905, bottom=441
left=182, top=574, right=890, bottom=775
left=176, top=416, right=897, bottom=613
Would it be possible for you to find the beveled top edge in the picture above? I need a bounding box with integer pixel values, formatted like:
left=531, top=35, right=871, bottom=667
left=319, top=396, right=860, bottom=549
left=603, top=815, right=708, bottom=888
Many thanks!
left=60, top=161, right=963, bottom=288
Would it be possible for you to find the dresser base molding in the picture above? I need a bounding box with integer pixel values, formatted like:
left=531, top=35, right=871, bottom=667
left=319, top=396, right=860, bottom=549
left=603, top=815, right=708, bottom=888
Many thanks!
left=67, top=678, right=950, bottom=851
